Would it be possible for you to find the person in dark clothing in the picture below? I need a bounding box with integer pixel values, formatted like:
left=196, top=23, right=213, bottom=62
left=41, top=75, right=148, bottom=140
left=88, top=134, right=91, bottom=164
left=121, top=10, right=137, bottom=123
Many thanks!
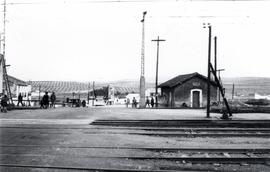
left=132, top=97, right=137, bottom=108
left=40, top=99, right=44, bottom=109
left=150, top=97, right=155, bottom=108
left=146, top=97, right=150, bottom=107
left=50, top=92, right=56, bottom=108
left=1, top=95, right=8, bottom=113
left=42, top=92, right=49, bottom=109
left=17, top=93, right=24, bottom=106
left=81, top=100, right=86, bottom=107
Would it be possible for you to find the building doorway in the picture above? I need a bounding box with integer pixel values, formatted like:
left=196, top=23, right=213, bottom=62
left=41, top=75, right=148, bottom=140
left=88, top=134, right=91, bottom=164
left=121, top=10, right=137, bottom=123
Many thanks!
left=192, top=91, right=200, bottom=108
left=190, top=89, right=202, bottom=108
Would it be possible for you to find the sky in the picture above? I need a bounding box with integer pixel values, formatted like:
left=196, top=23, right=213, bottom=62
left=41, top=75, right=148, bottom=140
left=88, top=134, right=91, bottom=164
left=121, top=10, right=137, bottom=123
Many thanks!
left=1, top=0, right=270, bottom=82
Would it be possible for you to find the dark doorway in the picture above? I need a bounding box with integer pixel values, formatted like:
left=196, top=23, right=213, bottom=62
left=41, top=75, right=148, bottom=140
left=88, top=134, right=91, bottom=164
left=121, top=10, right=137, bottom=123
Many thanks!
left=192, top=91, right=200, bottom=108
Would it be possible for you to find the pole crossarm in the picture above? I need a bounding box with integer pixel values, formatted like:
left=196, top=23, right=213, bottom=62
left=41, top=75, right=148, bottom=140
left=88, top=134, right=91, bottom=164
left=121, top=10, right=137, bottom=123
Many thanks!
left=152, top=39, right=166, bottom=42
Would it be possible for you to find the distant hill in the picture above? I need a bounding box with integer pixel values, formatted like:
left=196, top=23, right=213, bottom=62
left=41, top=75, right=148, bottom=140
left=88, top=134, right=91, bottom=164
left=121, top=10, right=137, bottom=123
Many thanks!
left=29, top=77, right=270, bottom=100
left=222, top=77, right=270, bottom=99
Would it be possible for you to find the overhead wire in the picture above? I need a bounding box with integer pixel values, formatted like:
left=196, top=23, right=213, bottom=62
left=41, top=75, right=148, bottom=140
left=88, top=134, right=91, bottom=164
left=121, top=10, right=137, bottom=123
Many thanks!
left=0, top=0, right=269, bottom=6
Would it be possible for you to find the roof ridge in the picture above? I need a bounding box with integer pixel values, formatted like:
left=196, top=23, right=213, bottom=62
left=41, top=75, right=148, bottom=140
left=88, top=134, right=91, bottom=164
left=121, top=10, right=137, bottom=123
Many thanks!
left=158, top=72, right=210, bottom=88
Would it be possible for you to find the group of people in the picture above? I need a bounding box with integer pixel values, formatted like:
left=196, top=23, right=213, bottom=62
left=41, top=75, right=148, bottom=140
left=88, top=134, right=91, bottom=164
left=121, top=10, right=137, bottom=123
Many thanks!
left=0, top=91, right=57, bottom=112
left=40, top=92, right=56, bottom=109
left=146, top=96, right=155, bottom=108
left=126, top=96, right=156, bottom=108
left=17, top=93, right=31, bottom=107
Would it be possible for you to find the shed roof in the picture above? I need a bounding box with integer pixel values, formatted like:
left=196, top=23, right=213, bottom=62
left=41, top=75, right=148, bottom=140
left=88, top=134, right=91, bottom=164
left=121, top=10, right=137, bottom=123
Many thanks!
left=7, top=75, right=28, bottom=86
left=158, top=72, right=217, bottom=88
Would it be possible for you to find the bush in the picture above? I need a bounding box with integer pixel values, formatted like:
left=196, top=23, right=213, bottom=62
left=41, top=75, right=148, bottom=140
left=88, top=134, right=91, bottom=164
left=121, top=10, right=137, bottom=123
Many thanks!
left=245, top=99, right=270, bottom=106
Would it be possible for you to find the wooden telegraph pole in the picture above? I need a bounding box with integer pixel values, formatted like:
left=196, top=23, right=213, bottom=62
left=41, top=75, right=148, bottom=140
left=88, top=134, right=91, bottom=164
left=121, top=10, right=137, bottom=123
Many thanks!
left=92, top=81, right=95, bottom=106
left=214, top=37, right=217, bottom=74
left=203, top=25, right=232, bottom=118
left=87, top=83, right=90, bottom=105
left=2, top=0, right=13, bottom=104
left=232, top=83, right=235, bottom=100
left=214, top=36, right=219, bottom=103
left=204, top=23, right=212, bottom=118
left=38, top=85, right=41, bottom=103
left=217, top=69, right=225, bottom=102
left=152, top=36, right=165, bottom=108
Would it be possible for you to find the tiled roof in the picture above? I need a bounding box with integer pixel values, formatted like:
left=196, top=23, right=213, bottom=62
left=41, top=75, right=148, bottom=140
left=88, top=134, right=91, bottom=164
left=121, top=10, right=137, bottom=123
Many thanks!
left=29, top=81, right=139, bottom=94
left=158, top=72, right=216, bottom=88
left=7, top=75, right=28, bottom=86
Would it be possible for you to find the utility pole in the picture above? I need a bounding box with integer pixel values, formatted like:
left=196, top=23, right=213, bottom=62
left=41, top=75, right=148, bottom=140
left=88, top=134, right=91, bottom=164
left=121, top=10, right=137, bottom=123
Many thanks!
left=2, top=0, right=13, bottom=104
left=214, top=37, right=217, bottom=76
left=38, top=85, right=41, bottom=103
left=214, top=36, right=218, bottom=102
left=204, top=23, right=212, bottom=118
left=0, top=33, right=2, bottom=53
left=152, top=36, right=165, bottom=108
left=0, top=34, right=2, bottom=93
left=216, top=69, right=225, bottom=102
left=232, top=83, right=235, bottom=100
left=87, top=83, right=90, bottom=105
left=139, top=11, right=147, bottom=108
left=92, top=81, right=95, bottom=106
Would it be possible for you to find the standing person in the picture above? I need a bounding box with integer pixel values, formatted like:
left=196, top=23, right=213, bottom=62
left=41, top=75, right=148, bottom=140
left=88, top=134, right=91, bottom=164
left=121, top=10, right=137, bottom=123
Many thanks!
left=40, top=98, right=44, bottom=109
left=27, top=93, right=31, bottom=107
left=42, top=92, right=49, bottom=109
left=50, top=92, right=56, bottom=108
left=81, top=100, right=86, bottom=107
left=146, top=97, right=150, bottom=108
left=132, top=97, right=137, bottom=108
left=150, top=97, right=155, bottom=108
left=1, top=95, right=8, bottom=113
left=126, top=98, right=130, bottom=108
left=17, top=93, right=23, bottom=106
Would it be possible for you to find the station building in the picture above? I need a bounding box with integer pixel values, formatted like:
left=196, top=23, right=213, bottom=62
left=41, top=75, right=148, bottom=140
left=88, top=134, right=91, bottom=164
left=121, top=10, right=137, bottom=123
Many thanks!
left=158, top=72, right=218, bottom=108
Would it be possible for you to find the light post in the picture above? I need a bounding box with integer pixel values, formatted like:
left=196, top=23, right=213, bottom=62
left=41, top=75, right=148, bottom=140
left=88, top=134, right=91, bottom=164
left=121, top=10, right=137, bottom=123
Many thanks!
left=139, top=11, right=147, bottom=108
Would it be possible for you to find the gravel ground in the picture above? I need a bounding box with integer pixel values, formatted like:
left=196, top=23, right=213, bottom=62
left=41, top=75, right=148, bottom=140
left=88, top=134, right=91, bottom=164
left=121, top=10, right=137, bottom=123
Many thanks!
left=0, top=106, right=269, bottom=124
left=0, top=106, right=269, bottom=171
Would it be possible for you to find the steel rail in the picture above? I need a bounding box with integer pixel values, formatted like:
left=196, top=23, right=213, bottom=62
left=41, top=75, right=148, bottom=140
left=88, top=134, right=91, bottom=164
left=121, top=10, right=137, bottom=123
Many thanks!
left=0, top=164, right=193, bottom=172
left=1, top=145, right=269, bottom=153
left=2, top=131, right=270, bottom=137
left=1, top=155, right=269, bottom=164
left=93, top=119, right=270, bottom=122
left=1, top=126, right=270, bottom=131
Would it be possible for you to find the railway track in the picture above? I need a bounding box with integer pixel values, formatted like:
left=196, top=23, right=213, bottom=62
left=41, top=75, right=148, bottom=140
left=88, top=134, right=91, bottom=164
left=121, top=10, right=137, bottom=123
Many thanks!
left=1, top=119, right=269, bottom=171
left=0, top=164, right=197, bottom=172
left=1, top=126, right=270, bottom=137
left=91, top=119, right=270, bottom=128
left=1, top=145, right=269, bottom=160
left=0, top=146, right=269, bottom=171
left=2, top=126, right=270, bottom=131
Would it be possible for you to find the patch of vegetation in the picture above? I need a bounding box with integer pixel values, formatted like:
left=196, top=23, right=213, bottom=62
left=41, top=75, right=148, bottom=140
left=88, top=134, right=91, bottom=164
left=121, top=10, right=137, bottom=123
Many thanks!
left=245, top=99, right=270, bottom=106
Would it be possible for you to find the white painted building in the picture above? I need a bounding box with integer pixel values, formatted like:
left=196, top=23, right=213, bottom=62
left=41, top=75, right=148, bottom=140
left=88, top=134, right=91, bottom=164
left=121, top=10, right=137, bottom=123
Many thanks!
left=255, top=93, right=270, bottom=100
